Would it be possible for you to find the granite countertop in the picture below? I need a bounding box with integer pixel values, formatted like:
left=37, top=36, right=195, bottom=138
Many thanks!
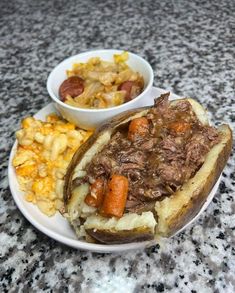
left=1, top=0, right=234, bottom=292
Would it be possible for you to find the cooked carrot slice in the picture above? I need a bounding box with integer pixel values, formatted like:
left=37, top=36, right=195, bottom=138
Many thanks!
left=100, top=174, right=129, bottom=218
left=168, top=121, right=191, bottom=133
left=128, top=117, right=149, bottom=141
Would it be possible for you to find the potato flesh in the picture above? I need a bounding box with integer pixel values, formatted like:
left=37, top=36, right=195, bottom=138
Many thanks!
left=64, top=98, right=232, bottom=243
left=84, top=211, right=156, bottom=233
left=67, top=183, right=95, bottom=221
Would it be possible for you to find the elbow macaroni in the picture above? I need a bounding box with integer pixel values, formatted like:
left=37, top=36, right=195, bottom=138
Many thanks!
left=13, top=114, right=92, bottom=216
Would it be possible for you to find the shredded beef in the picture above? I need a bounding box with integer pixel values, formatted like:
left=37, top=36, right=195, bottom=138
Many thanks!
left=152, top=93, right=169, bottom=117
left=172, top=100, right=191, bottom=112
left=158, top=162, right=185, bottom=186
left=84, top=94, right=220, bottom=213
left=119, top=149, right=146, bottom=166
left=185, top=127, right=219, bottom=168
left=137, top=138, right=157, bottom=150
left=125, top=200, right=156, bottom=214
left=186, top=134, right=209, bottom=165
left=144, top=184, right=170, bottom=199
left=203, top=125, right=220, bottom=143
left=158, top=137, right=185, bottom=162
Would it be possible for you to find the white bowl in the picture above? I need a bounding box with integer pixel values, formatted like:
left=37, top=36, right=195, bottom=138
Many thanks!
left=47, top=49, right=154, bottom=130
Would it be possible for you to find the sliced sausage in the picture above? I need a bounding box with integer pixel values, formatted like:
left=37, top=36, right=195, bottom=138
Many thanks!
left=59, top=76, right=84, bottom=101
left=118, top=80, right=143, bottom=102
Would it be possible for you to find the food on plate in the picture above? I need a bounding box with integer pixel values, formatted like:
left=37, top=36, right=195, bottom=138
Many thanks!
left=13, top=114, right=92, bottom=216
left=59, top=51, right=144, bottom=109
left=63, top=93, right=232, bottom=244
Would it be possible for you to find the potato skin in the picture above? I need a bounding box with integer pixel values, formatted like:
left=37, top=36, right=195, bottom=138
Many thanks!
left=175, top=126, right=232, bottom=235
left=86, top=228, right=154, bottom=244
left=63, top=129, right=100, bottom=206
left=155, top=124, right=233, bottom=237
left=64, top=96, right=233, bottom=243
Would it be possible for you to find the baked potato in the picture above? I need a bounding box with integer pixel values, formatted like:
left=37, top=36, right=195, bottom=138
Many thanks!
left=63, top=93, right=232, bottom=244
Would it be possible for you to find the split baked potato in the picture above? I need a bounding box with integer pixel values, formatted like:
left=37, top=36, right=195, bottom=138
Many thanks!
left=63, top=93, right=232, bottom=244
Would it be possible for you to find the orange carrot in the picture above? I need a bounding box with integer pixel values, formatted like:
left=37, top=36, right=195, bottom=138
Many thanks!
left=128, top=117, right=149, bottom=141
left=101, top=174, right=129, bottom=218
left=85, top=178, right=105, bottom=208
left=168, top=121, right=191, bottom=133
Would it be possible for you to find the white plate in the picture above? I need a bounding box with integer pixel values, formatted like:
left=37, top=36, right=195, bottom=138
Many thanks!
left=8, top=87, right=221, bottom=253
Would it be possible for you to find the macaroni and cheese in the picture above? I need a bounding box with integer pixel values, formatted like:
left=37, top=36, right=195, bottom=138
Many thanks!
left=13, top=114, right=92, bottom=216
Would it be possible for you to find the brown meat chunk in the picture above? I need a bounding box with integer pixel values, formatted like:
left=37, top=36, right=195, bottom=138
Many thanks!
left=186, top=133, right=210, bottom=166
left=202, top=126, right=220, bottom=144
left=119, top=149, right=146, bottom=166
left=158, top=162, right=185, bottom=186
left=158, top=137, right=185, bottom=163
left=153, top=93, right=170, bottom=116
left=171, top=100, right=191, bottom=112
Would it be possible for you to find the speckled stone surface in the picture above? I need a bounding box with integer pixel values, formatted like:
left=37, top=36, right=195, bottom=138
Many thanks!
left=0, top=0, right=234, bottom=292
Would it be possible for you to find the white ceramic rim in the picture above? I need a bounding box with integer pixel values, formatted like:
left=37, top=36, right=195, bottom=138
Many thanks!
left=8, top=87, right=221, bottom=252
left=47, top=49, right=154, bottom=113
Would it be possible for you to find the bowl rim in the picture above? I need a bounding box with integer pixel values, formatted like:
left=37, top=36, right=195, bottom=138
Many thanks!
left=47, top=49, right=154, bottom=113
